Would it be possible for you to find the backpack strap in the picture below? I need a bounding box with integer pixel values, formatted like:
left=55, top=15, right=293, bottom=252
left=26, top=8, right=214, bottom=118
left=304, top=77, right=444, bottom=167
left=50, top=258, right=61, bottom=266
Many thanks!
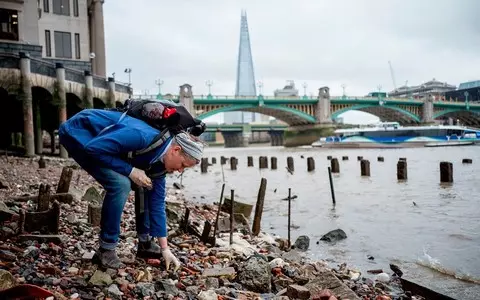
left=127, top=128, right=171, bottom=159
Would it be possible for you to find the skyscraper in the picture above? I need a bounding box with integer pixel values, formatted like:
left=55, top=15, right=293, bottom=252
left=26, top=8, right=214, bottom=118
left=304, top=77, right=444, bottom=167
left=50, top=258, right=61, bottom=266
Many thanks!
left=224, top=10, right=257, bottom=124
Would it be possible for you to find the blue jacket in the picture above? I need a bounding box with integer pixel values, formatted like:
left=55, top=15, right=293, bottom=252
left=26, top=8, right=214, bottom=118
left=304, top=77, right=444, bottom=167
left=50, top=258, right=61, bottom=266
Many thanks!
left=60, top=109, right=170, bottom=237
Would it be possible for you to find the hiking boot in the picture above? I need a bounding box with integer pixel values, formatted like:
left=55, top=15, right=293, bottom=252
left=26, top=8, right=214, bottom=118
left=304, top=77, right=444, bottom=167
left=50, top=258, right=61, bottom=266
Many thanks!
left=137, top=239, right=162, bottom=259
left=94, top=248, right=125, bottom=269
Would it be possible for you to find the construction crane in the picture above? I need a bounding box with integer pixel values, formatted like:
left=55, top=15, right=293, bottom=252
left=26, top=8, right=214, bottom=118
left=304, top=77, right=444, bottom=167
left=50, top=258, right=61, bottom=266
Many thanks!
left=388, top=61, right=397, bottom=91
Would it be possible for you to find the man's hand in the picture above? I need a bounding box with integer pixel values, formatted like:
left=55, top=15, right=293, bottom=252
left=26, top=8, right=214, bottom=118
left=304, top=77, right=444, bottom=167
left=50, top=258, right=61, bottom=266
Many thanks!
left=162, top=248, right=181, bottom=271
left=129, top=167, right=152, bottom=189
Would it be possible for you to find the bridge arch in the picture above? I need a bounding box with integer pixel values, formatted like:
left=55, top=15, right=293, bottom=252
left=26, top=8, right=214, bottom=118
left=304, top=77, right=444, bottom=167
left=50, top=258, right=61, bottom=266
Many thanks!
left=32, top=86, right=58, bottom=133
left=93, top=97, right=106, bottom=109
left=0, top=88, right=21, bottom=148
left=67, top=92, right=83, bottom=119
left=197, top=104, right=315, bottom=125
left=115, top=101, right=123, bottom=109
left=434, top=109, right=480, bottom=126
left=332, top=104, right=421, bottom=124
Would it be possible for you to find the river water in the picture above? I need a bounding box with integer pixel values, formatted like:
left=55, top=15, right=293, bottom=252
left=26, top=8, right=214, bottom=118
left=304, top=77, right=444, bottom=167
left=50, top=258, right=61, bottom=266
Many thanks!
left=174, top=145, right=480, bottom=299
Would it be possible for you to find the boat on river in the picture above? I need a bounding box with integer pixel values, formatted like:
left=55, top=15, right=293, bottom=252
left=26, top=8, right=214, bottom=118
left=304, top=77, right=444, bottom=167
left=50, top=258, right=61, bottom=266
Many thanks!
left=312, top=122, right=480, bottom=148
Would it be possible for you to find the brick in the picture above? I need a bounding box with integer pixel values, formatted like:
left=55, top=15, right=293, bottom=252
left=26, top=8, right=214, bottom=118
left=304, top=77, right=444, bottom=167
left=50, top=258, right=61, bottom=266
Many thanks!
left=286, top=284, right=311, bottom=299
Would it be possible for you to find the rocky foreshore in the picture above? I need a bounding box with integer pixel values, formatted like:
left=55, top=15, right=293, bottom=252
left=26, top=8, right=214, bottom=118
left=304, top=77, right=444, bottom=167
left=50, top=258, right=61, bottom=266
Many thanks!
left=0, top=156, right=424, bottom=300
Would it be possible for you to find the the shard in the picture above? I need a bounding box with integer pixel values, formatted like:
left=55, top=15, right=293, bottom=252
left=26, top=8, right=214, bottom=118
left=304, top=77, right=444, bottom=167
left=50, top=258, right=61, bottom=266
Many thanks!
left=224, top=10, right=257, bottom=124
left=235, top=10, right=257, bottom=97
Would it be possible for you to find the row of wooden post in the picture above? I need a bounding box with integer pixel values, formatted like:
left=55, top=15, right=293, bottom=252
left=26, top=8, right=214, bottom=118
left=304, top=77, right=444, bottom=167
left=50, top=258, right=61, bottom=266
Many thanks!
left=201, top=155, right=469, bottom=184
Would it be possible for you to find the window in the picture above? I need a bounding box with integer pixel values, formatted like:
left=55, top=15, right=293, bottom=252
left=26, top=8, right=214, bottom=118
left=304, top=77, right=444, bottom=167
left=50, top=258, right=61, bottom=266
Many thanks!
left=53, top=0, right=70, bottom=16
left=54, top=31, right=72, bottom=58
left=73, top=0, right=78, bottom=17
left=0, top=9, right=19, bottom=41
left=44, top=0, right=50, bottom=13
left=74, top=33, right=80, bottom=59
left=45, top=30, right=52, bottom=57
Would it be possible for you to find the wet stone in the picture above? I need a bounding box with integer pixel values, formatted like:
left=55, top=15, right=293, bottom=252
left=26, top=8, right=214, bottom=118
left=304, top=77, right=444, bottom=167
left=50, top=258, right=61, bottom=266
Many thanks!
left=89, top=270, right=113, bottom=286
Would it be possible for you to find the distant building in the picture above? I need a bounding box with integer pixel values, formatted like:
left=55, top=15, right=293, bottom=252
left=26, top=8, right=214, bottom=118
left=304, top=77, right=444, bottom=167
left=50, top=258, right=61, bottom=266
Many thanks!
left=274, top=80, right=299, bottom=97
left=444, top=80, right=480, bottom=102
left=388, top=78, right=456, bottom=99
left=0, top=0, right=107, bottom=76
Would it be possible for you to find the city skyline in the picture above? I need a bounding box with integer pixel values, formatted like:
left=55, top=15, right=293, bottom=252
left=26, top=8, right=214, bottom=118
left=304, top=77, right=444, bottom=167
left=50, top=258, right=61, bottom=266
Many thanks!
left=103, top=0, right=479, bottom=123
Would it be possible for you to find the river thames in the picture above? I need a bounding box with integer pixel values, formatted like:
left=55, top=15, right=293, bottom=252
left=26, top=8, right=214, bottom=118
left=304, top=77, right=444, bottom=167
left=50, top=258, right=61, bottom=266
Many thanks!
left=174, top=145, right=480, bottom=299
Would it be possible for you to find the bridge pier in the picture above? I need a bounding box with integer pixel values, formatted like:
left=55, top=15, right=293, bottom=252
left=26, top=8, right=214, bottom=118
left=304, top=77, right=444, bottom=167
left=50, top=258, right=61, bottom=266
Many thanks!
left=422, top=94, right=434, bottom=124
left=222, top=132, right=248, bottom=148
left=268, top=131, right=284, bottom=146
left=56, top=63, right=68, bottom=158
left=179, top=84, right=195, bottom=116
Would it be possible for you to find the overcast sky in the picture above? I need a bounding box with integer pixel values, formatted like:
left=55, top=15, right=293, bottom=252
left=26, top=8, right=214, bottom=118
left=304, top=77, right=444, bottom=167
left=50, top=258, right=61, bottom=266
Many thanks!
left=103, top=0, right=480, bottom=123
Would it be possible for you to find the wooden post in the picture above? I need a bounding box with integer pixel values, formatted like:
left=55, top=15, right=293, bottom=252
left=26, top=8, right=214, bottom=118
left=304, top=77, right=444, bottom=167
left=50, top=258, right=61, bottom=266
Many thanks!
left=331, top=158, right=340, bottom=173
left=287, top=188, right=291, bottom=247
left=357, top=156, right=363, bottom=161
left=360, top=159, right=370, bottom=176
left=270, top=157, right=277, bottom=170
left=307, top=157, right=315, bottom=172
left=397, top=159, right=407, bottom=180
left=342, top=156, right=349, bottom=161
left=221, top=156, right=226, bottom=165
left=56, top=166, right=73, bottom=193
left=377, top=156, right=384, bottom=162
left=440, top=162, right=453, bottom=183
left=183, top=207, right=190, bottom=232
left=259, top=156, right=268, bottom=169
left=327, top=155, right=332, bottom=160
left=462, top=158, right=472, bottom=164
left=201, top=157, right=208, bottom=173
left=211, top=157, right=217, bottom=164
left=87, top=202, right=102, bottom=227
left=38, top=156, right=46, bottom=169
left=37, top=183, right=51, bottom=212
left=229, top=189, right=234, bottom=245
left=328, top=167, right=336, bottom=205
left=247, top=156, right=253, bottom=167
left=252, top=178, right=267, bottom=236
left=399, top=157, right=407, bottom=161
left=201, top=221, right=212, bottom=244
left=213, top=183, right=226, bottom=237
left=287, top=156, right=294, bottom=172
left=230, top=157, right=237, bottom=170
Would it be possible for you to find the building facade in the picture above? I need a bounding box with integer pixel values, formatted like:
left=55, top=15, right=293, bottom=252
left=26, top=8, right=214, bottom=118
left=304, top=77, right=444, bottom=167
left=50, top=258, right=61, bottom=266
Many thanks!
left=0, top=0, right=106, bottom=77
left=444, top=80, right=480, bottom=102
left=388, top=78, right=456, bottom=99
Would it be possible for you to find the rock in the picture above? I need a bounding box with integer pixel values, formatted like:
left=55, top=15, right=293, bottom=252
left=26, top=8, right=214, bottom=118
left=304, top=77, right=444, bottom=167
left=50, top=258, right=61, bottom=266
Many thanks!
left=89, top=270, right=113, bottom=286
left=375, top=273, right=390, bottom=283
left=157, top=279, right=179, bottom=295
left=107, top=284, right=124, bottom=299
left=135, top=282, right=155, bottom=297
left=287, top=284, right=311, bottom=299
left=269, top=258, right=288, bottom=269
left=68, top=267, right=79, bottom=275
left=238, top=257, right=272, bottom=293
left=82, top=186, right=103, bottom=204
left=0, top=250, right=16, bottom=261
left=0, top=270, right=16, bottom=290
left=82, top=251, right=95, bottom=260
left=319, top=229, right=347, bottom=242
left=17, top=234, right=67, bottom=244
left=198, top=290, right=218, bottom=300
left=293, top=235, right=310, bottom=251
left=185, top=285, right=199, bottom=296
left=206, top=277, right=219, bottom=289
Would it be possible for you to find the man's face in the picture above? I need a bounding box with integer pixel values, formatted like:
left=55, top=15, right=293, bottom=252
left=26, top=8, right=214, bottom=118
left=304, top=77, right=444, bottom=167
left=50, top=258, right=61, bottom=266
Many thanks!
left=163, top=145, right=197, bottom=173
